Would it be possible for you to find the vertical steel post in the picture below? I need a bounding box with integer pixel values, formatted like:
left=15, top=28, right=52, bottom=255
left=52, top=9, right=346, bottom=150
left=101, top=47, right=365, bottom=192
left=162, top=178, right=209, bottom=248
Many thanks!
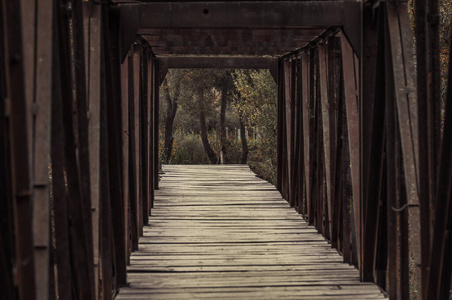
left=2, top=1, right=36, bottom=298
left=341, top=33, right=361, bottom=271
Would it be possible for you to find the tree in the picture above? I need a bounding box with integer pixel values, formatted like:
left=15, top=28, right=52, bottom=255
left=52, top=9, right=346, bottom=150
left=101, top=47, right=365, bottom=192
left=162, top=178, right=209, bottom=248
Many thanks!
left=197, top=85, right=218, bottom=164
left=232, top=69, right=277, bottom=180
left=213, top=71, right=235, bottom=163
left=162, top=77, right=179, bottom=162
left=161, top=70, right=192, bottom=163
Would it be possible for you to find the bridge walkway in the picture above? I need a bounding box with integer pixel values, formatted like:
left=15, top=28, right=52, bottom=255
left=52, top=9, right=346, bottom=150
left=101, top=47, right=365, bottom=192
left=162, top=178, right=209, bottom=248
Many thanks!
left=116, top=165, right=385, bottom=299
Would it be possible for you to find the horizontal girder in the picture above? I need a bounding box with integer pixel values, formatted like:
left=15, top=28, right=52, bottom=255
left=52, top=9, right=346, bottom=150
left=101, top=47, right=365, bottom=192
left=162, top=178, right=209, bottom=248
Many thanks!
left=119, top=1, right=360, bottom=59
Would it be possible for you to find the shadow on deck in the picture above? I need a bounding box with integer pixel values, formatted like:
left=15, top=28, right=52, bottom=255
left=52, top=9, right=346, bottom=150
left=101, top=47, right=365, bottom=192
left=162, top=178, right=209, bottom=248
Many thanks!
left=116, top=165, right=385, bottom=299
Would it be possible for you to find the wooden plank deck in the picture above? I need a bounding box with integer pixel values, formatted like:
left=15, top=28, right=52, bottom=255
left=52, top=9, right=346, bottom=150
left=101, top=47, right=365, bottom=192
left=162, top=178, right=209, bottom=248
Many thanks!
left=116, top=165, right=386, bottom=299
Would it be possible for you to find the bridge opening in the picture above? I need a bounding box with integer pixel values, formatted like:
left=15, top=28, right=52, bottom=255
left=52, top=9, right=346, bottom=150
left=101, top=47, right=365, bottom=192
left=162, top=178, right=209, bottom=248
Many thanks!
left=159, top=68, right=278, bottom=183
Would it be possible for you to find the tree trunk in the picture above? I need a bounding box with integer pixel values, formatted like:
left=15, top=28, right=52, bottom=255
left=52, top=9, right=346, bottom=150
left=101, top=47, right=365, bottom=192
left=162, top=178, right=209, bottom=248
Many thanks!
left=163, top=78, right=179, bottom=163
left=219, top=82, right=228, bottom=164
left=199, top=89, right=218, bottom=164
left=240, top=119, right=248, bottom=164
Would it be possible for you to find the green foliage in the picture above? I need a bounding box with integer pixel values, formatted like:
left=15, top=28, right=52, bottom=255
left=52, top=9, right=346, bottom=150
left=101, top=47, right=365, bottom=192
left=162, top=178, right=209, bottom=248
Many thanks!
left=170, top=131, right=210, bottom=164
left=223, top=138, right=243, bottom=163
left=247, top=138, right=277, bottom=185
left=159, top=68, right=278, bottom=185
left=232, top=69, right=278, bottom=184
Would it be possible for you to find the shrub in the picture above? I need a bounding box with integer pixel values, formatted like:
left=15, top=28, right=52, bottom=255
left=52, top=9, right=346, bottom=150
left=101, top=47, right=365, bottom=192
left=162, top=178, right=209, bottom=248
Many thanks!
left=170, top=132, right=210, bottom=164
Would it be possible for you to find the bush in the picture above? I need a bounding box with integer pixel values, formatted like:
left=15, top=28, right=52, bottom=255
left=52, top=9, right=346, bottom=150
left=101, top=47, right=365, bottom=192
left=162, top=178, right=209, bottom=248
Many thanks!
left=223, top=137, right=242, bottom=164
left=247, top=137, right=277, bottom=185
left=169, top=132, right=210, bottom=164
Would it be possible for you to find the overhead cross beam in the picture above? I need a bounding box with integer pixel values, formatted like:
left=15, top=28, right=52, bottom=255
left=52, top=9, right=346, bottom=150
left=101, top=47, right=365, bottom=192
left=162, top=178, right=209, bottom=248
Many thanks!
left=119, top=1, right=361, bottom=60
left=136, top=1, right=360, bottom=30
left=162, top=56, right=278, bottom=69
left=158, top=56, right=279, bottom=82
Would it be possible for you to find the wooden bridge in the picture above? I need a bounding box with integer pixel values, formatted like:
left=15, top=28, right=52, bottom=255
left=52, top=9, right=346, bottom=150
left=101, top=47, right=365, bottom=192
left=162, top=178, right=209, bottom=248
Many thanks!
left=1, top=1, right=451, bottom=300
left=116, top=165, right=386, bottom=299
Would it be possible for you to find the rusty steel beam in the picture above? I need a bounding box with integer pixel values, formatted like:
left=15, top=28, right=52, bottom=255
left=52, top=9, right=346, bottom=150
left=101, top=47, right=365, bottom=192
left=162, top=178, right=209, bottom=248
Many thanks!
left=119, top=4, right=139, bottom=62
left=283, top=61, right=293, bottom=205
left=139, top=28, right=324, bottom=38
left=143, top=40, right=315, bottom=53
left=276, top=60, right=283, bottom=192
left=386, top=3, right=422, bottom=295
left=103, top=4, right=128, bottom=286
left=384, top=25, right=398, bottom=298
left=153, top=59, right=160, bottom=190
left=148, top=56, right=155, bottom=209
left=361, top=2, right=382, bottom=283
left=340, top=32, right=361, bottom=271
left=133, top=45, right=143, bottom=237
left=318, top=44, right=333, bottom=238
left=308, top=49, right=317, bottom=226
left=86, top=3, right=102, bottom=298
left=19, top=0, right=35, bottom=169
left=118, top=2, right=361, bottom=56
left=301, top=54, right=311, bottom=221
left=3, top=1, right=36, bottom=299
left=146, top=51, right=154, bottom=213
left=134, top=1, right=360, bottom=51
left=161, top=56, right=278, bottom=70
left=141, top=45, right=149, bottom=226
left=0, top=3, right=15, bottom=295
left=99, top=31, right=114, bottom=297
left=137, top=2, right=358, bottom=28
left=414, top=0, right=443, bottom=295
left=148, top=46, right=302, bottom=56
left=51, top=1, right=76, bottom=298
left=327, top=36, right=340, bottom=248
left=31, top=0, right=54, bottom=298
left=143, top=36, right=316, bottom=47
left=425, top=14, right=452, bottom=300
left=128, top=51, right=139, bottom=251
left=120, top=53, right=131, bottom=261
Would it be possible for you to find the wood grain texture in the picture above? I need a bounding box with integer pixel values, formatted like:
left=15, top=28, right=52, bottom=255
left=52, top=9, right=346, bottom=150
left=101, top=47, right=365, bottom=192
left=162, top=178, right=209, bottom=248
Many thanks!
left=116, top=165, right=386, bottom=300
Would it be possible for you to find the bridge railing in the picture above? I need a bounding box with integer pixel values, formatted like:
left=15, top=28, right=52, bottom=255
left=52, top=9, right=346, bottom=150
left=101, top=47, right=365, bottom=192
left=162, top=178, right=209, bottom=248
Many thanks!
left=276, top=2, right=452, bottom=299
left=1, top=2, right=159, bottom=299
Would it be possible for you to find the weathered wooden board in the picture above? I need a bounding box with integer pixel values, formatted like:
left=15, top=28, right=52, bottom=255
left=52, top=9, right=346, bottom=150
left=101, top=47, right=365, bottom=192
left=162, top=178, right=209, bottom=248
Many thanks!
left=116, top=165, right=385, bottom=299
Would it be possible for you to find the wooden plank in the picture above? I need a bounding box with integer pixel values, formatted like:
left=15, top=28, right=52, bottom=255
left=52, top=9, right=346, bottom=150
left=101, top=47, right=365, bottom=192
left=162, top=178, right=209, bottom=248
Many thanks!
left=117, top=165, right=385, bottom=299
